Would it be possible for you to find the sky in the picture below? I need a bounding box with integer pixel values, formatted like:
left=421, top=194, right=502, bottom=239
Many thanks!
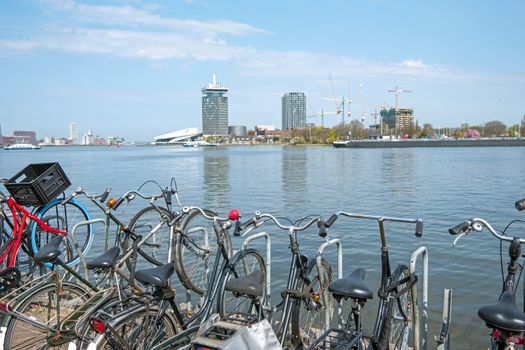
left=0, top=0, right=524, bottom=141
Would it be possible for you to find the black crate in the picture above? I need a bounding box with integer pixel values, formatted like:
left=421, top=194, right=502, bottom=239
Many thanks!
left=4, top=163, right=71, bottom=207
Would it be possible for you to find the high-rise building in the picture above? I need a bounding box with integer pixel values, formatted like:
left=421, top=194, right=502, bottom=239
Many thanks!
left=0, top=124, right=3, bottom=145
left=82, top=129, right=95, bottom=145
left=69, top=122, right=78, bottom=145
left=202, top=75, right=228, bottom=136
left=380, top=108, right=414, bottom=131
left=282, top=92, right=307, bottom=130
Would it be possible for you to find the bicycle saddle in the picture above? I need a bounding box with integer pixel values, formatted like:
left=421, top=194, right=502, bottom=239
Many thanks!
left=328, top=268, right=373, bottom=300
left=33, top=235, right=64, bottom=264
left=134, top=263, right=175, bottom=288
left=478, top=291, right=525, bottom=334
left=225, top=270, right=265, bottom=297
left=86, top=247, right=120, bottom=270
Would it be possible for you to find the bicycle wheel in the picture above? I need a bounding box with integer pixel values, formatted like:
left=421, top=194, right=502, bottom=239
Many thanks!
left=217, top=248, right=266, bottom=317
left=379, top=264, right=413, bottom=350
left=30, top=198, right=93, bottom=268
left=4, top=282, right=90, bottom=349
left=123, top=206, right=172, bottom=270
left=291, top=258, right=333, bottom=348
left=174, top=208, right=232, bottom=295
left=96, top=306, right=179, bottom=350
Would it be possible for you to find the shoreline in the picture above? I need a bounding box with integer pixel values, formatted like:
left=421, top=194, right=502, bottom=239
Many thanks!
left=333, top=138, right=525, bottom=148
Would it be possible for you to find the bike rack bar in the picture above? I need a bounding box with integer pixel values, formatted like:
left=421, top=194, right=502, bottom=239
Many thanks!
left=317, top=238, right=343, bottom=332
left=435, top=288, right=452, bottom=350
left=241, top=231, right=272, bottom=311
left=70, top=218, right=106, bottom=280
left=410, top=246, right=428, bottom=350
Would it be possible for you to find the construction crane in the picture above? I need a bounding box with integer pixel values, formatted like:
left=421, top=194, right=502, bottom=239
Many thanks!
left=322, top=74, right=351, bottom=125
left=388, top=85, right=412, bottom=111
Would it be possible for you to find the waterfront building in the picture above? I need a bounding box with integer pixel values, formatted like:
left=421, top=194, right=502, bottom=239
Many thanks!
left=153, top=128, right=200, bottom=144
left=202, top=75, right=228, bottom=136
left=69, top=122, right=78, bottom=145
left=43, top=136, right=54, bottom=144
left=0, top=124, right=3, bottom=145
left=228, top=125, right=247, bottom=138
left=82, top=129, right=95, bottom=145
left=13, top=130, right=36, bottom=144
left=380, top=108, right=414, bottom=131
left=282, top=92, right=307, bottom=130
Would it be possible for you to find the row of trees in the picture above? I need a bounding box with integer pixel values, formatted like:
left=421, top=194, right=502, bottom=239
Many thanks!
left=287, top=119, right=524, bottom=144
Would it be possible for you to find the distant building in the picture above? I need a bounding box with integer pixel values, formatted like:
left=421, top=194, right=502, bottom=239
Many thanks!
left=256, top=125, right=275, bottom=131
left=228, top=126, right=247, bottom=138
left=82, top=129, right=95, bottom=145
left=54, top=138, right=68, bottom=145
left=153, top=128, right=201, bottom=144
left=43, top=136, right=54, bottom=144
left=202, top=75, right=229, bottom=136
left=0, top=124, right=3, bottom=145
left=282, top=92, right=306, bottom=130
left=522, top=115, right=525, bottom=128
left=69, top=122, right=78, bottom=145
left=13, top=130, right=36, bottom=144
left=380, top=108, right=414, bottom=131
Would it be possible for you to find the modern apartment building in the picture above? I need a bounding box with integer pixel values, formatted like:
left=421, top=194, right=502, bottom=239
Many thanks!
left=282, top=92, right=307, bottom=130
left=13, top=130, right=37, bottom=144
left=69, top=122, right=78, bottom=145
left=380, top=108, right=414, bottom=131
left=202, top=75, right=228, bottom=136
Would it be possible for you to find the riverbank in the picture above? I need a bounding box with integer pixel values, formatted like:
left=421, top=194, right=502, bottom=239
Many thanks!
left=333, top=138, right=525, bottom=148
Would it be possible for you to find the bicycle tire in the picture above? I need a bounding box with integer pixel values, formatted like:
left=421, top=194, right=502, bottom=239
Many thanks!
left=291, top=258, right=333, bottom=348
left=123, top=206, right=172, bottom=270
left=3, top=281, right=90, bottom=349
left=174, top=208, right=232, bottom=295
left=378, top=264, right=413, bottom=350
left=30, top=198, right=93, bottom=268
left=216, top=248, right=266, bottom=317
left=95, top=305, right=179, bottom=350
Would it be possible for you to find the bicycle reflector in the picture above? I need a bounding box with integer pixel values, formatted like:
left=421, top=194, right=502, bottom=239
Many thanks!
left=228, top=208, right=241, bottom=220
left=91, top=318, right=106, bottom=334
left=106, top=197, right=117, bottom=208
left=0, top=302, right=12, bottom=313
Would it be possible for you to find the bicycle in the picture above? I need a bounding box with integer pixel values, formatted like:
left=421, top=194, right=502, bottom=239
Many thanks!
left=214, top=211, right=335, bottom=349
left=87, top=206, right=266, bottom=350
left=308, top=211, right=423, bottom=350
left=0, top=163, right=93, bottom=273
left=0, top=185, right=200, bottom=349
left=449, top=199, right=525, bottom=350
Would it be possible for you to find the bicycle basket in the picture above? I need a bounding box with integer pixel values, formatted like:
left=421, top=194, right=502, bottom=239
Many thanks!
left=4, top=162, right=71, bottom=207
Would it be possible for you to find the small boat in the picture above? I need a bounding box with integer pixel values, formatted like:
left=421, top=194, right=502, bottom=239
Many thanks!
left=182, top=141, right=219, bottom=148
left=4, top=143, right=41, bottom=150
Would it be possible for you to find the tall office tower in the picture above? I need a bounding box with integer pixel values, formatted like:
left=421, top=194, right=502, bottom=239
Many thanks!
left=282, top=92, right=307, bottom=130
left=202, top=74, right=229, bottom=136
left=69, top=122, right=78, bottom=145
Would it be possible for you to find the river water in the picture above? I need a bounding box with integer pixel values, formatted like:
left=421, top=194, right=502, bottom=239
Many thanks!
left=1, top=144, right=525, bottom=348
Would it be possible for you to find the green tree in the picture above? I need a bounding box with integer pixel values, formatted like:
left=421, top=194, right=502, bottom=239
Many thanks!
left=484, top=120, right=507, bottom=137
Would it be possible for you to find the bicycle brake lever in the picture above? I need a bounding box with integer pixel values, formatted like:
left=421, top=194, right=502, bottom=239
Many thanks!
left=452, top=232, right=467, bottom=247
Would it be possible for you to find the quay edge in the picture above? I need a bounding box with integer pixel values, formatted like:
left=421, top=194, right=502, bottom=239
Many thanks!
left=333, top=139, right=525, bottom=149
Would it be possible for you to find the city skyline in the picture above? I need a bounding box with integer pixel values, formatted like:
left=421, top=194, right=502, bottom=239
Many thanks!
left=1, top=1, right=524, bottom=140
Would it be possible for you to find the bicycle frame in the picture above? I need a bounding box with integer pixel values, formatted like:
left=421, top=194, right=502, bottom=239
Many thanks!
left=0, top=198, right=65, bottom=268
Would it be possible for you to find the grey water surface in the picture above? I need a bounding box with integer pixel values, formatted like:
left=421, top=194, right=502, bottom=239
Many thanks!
left=2, top=144, right=524, bottom=348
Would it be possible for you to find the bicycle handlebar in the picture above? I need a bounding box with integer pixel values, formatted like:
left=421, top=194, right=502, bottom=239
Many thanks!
left=251, top=212, right=321, bottom=233
left=60, top=187, right=112, bottom=205
left=181, top=206, right=230, bottom=222
left=449, top=218, right=525, bottom=244
left=321, top=211, right=424, bottom=237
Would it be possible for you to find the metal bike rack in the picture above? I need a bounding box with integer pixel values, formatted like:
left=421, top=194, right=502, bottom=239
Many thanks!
left=241, top=231, right=272, bottom=311
left=410, top=246, right=428, bottom=350
left=316, top=238, right=343, bottom=332
left=70, top=218, right=106, bottom=280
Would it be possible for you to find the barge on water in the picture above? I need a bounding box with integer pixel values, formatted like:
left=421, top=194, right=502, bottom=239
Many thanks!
left=333, top=138, right=525, bottom=148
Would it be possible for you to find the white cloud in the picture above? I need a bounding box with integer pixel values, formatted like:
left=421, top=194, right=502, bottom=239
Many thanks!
left=1, top=1, right=479, bottom=82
